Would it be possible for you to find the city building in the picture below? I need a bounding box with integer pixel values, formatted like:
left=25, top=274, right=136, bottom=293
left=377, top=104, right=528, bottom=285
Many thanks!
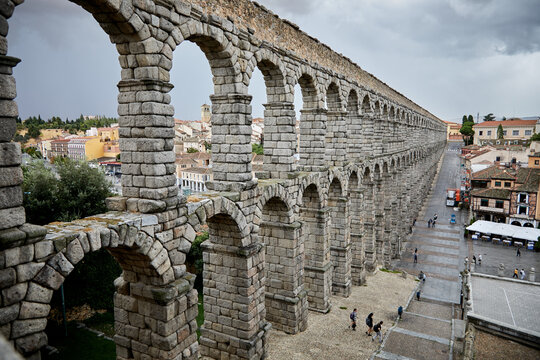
left=473, top=118, right=537, bottom=146
left=67, top=136, right=103, bottom=161
left=178, top=167, right=213, bottom=194
left=50, top=138, right=70, bottom=159
left=443, top=120, right=463, bottom=141
left=470, top=165, right=540, bottom=226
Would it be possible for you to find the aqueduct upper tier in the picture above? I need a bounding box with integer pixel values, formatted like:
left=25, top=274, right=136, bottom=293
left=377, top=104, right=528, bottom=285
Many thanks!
left=0, top=0, right=447, bottom=359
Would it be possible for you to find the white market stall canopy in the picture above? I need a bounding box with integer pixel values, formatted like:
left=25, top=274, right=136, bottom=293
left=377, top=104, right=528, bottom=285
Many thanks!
left=467, top=220, right=540, bottom=242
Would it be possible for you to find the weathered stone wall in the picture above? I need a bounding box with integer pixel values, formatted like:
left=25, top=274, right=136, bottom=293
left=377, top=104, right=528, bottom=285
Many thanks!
left=0, top=0, right=447, bottom=359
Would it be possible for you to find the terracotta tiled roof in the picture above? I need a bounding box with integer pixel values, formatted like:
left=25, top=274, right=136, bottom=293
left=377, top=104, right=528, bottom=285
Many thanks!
left=472, top=165, right=515, bottom=180
left=473, top=119, right=536, bottom=127
left=471, top=188, right=511, bottom=200
left=514, top=168, right=540, bottom=192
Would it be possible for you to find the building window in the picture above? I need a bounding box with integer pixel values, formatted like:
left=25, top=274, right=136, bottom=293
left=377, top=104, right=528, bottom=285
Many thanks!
left=518, top=206, right=528, bottom=215
left=480, top=199, right=489, bottom=207
left=479, top=131, right=483, bottom=136
left=503, top=130, right=507, bottom=136
left=525, top=130, right=532, bottom=136
left=535, top=160, right=539, bottom=165
left=494, top=181, right=501, bottom=187
left=496, top=156, right=501, bottom=162
left=512, top=130, right=519, bottom=136
left=487, top=130, right=492, bottom=136
left=504, top=182, right=511, bottom=187
left=518, top=193, right=528, bottom=203
left=495, top=200, right=504, bottom=209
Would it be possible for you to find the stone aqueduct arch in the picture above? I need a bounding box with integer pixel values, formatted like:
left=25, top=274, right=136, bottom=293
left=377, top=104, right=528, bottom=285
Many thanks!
left=0, top=0, right=446, bottom=359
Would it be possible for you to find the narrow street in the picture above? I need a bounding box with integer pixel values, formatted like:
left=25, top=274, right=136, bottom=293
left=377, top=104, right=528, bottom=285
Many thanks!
left=373, top=142, right=467, bottom=360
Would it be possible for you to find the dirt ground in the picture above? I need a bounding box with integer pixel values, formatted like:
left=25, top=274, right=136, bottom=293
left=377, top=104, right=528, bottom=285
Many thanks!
left=267, top=270, right=417, bottom=360
left=473, top=330, right=540, bottom=360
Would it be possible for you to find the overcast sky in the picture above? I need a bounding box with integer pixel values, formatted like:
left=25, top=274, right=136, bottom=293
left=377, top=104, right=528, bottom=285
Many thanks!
left=7, top=0, right=540, bottom=123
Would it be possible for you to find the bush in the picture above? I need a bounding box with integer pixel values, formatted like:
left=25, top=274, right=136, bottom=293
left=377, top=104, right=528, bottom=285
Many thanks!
left=187, top=231, right=209, bottom=292
left=22, top=159, right=111, bottom=225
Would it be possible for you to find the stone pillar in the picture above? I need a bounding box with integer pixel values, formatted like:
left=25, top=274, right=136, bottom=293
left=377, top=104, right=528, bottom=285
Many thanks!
left=261, top=220, right=308, bottom=334
left=260, top=102, right=297, bottom=179
left=0, top=54, right=25, bottom=231
left=373, top=115, right=384, bottom=157
left=113, top=276, right=198, bottom=360
left=329, top=196, right=351, bottom=297
left=200, top=239, right=269, bottom=359
left=325, top=111, right=347, bottom=168
left=206, top=94, right=255, bottom=191
left=302, top=206, right=332, bottom=313
left=347, top=112, right=363, bottom=163
left=350, top=189, right=365, bottom=285
left=117, top=79, right=178, bottom=213
left=529, top=267, right=535, bottom=282
left=361, top=113, right=375, bottom=159
left=373, top=179, right=384, bottom=266
left=299, top=108, right=327, bottom=172
left=362, top=182, right=376, bottom=272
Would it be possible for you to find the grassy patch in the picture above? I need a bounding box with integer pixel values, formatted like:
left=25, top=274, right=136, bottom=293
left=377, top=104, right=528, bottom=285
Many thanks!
left=380, top=268, right=401, bottom=274
left=44, top=322, right=115, bottom=360
left=339, top=306, right=348, bottom=310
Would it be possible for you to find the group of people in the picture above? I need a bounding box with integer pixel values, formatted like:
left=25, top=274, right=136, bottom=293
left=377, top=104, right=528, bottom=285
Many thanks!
left=427, top=213, right=438, bottom=228
left=513, top=268, right=527, bottom=280
left=472, top=254, right=482, bottom=265
left=349, top=310, right=385, bottom=343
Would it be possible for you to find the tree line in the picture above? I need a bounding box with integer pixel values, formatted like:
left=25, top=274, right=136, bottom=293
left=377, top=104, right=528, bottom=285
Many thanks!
left=14, top=115, right=118, bottom=142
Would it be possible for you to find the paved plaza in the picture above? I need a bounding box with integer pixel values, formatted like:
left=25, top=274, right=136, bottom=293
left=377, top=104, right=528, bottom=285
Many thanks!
left=470, top=239, right=540, bottom=282
left=470, top=275, right=540, bottom=335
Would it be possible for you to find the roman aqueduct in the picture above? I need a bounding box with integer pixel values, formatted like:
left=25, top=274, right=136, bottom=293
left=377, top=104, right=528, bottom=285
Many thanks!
left=0, top=0, right=447, bottom=358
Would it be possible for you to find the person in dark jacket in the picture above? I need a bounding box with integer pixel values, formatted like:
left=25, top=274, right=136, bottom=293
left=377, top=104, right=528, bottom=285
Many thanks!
left=398, top=306, right=403, bottom=320
left=349, top=308, right=358, bottom=330
left=365, top=312, right=374, bottom=335
left=372, top=321, right=384, bottom=343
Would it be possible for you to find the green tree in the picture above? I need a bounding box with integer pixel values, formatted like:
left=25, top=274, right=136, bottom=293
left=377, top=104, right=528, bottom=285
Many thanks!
left=462, top=115, right=467, bottom=124
left=27, top=125, right=41, bottom=138
left=497, top=124, right=504, bottom=139
left=55, top=160, right=111, bottom=221
left=22, top=159, right=111, bottom=225
left=204, top=141, right=211, bottom=151
left=502, top=116, right=507, bottom=121
left=460, top=122, right=475, bottom=145
left=187, top=147, right=199, bottom=153
left=483, top=113, right=495, bottom=122
left=468, top=115, right=474, bottom=123
left=186, top=231, right=209, bottom=292
left=252, top=143, right=263, bottom=155
left=22, top=162, right=60, bottom=225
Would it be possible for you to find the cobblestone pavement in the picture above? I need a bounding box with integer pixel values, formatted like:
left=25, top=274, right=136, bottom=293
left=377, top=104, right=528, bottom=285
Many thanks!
left=375, top=142, right=466, bottom=360
left=470, top=275, right=540, bottom=334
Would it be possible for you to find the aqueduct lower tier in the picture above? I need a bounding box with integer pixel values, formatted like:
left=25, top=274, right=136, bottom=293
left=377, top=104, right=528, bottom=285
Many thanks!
left=0, top=0, right=447, bottom=359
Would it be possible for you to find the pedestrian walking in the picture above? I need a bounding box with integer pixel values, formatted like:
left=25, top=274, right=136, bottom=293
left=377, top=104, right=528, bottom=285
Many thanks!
left=433, top=213, right=438, bottom=221
left=473, top=255, right=476, bottom=264
left=478, top=254, right=482, bottom=265
left=349, top=308, right=358, bottom=330
left=397, top=306, right=403, bottom=320
left=372, top=321, right=384, bottom=343
left=416, top=290, right=421, bottom=301
left=517, top=248, right=521, bottom=257
left=520, top=269, right=526, bottom=280
left=428, top=218, right=432, bottom=228
left=414, top=253, right=418, bottom=263
left=513, top=268, right=519, bottom=278
left=413, top=218, right=416, bottom=226
left=432, top=219, right=436, bottom=228
left=365, top=313, right=374, bottom=335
